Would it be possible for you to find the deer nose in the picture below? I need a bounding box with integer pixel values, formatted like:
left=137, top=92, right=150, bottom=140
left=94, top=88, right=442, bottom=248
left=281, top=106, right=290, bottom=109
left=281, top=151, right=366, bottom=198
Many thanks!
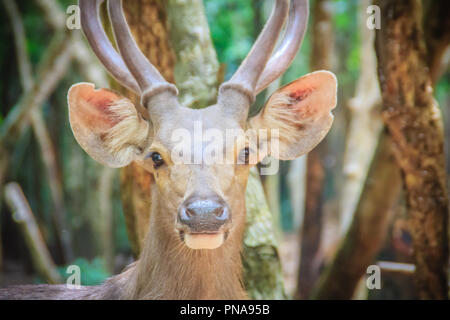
left=178, top=195, right=230, bottom=233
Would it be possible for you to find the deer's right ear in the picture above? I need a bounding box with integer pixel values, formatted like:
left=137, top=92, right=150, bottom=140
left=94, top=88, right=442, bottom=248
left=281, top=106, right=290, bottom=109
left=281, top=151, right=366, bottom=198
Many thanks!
left=68, top=83, right=151, bottom=168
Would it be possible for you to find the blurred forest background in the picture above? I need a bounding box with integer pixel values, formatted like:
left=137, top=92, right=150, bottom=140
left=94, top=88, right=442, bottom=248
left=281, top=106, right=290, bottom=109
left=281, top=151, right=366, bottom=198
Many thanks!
left=0, top=0, right=449, bottom=300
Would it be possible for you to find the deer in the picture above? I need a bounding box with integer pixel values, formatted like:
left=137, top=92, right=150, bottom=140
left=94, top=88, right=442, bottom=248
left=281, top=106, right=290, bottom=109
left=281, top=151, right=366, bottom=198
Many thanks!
left=0, top=0, right=336, bottom=300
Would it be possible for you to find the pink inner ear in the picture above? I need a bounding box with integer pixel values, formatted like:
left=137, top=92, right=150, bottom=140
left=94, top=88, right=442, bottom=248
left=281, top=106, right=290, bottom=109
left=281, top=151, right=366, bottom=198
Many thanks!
left=69, top=83, right=122, bottom=134
left=287, top=87, right=316, bottom=119
left=278, top=71, right=337, bottom=121
left=288, top=87, right=313, bottom=102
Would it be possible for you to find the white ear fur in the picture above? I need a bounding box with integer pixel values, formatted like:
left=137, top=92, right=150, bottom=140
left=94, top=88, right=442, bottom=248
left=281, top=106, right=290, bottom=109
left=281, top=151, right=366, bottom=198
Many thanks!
left=249, top=71, right=337, bottom=160
left=104, top=99, right=150, bottom=165
left=68, top=83, right=151, bottom=168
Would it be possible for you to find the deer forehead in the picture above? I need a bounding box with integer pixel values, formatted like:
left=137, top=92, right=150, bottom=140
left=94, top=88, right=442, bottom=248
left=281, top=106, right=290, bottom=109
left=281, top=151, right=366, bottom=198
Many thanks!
left=151, top=106, right=245, bottom=151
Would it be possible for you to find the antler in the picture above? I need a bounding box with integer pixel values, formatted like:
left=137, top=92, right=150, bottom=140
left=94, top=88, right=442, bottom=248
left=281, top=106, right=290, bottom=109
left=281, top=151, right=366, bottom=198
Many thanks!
left=79, top=0, right=177, bottom=108
left=79, top=0, right=139, bottom=93
left=80, top=0, right=308, bottom=116
left=255, top=0, right=309, bottom=94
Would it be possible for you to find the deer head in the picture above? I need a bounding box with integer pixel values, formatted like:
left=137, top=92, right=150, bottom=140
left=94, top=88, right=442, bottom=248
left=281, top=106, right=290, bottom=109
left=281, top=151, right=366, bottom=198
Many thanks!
left=68, top=0, right=336, bottom=251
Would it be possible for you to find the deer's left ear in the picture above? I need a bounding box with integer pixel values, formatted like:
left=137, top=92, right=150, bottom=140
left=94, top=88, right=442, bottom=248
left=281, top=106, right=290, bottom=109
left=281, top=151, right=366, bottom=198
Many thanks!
left=249, top=71, right=337, bottom=160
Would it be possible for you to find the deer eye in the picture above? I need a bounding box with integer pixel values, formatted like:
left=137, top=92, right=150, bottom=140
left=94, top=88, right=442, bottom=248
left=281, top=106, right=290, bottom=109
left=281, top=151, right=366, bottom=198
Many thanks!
left=238, top=147, right=250, bottom=165
left=147, top=152, right=165, bottom=168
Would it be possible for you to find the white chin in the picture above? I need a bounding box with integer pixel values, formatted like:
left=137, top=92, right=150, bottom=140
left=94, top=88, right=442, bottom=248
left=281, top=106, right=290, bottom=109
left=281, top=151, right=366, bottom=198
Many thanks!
left=184, top=233, right=225, bottom=250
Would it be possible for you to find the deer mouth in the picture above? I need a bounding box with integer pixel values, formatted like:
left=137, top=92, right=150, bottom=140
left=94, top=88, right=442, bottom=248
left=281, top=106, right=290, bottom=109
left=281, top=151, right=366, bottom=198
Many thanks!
left=179, top=230, right=229, bottom=250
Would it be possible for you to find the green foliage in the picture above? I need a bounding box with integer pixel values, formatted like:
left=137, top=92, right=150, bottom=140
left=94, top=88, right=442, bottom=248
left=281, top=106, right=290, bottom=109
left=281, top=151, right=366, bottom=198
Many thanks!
left=20, top=1, right=52, bottom=66
left=436, top=74, right=450, bottom=126
left=204, top=0, right=256, bottom=79
left=333, top=0, right=360, bottom=92
left=436, top=74, right=450, bottom=105
left=282, top=31, right=310, bottom=84
left=33, top=257, right=110, bottom=285
left=58, top=258, right=110, bottom=286
left=58, top=0, right=77, bottom=8
left=113, top=177, right=131, bottom=252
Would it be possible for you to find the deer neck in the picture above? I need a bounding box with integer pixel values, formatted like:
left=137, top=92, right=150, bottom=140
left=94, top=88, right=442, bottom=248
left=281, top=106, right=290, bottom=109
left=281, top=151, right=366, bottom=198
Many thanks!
left=121, top=187, right=247, bottom=300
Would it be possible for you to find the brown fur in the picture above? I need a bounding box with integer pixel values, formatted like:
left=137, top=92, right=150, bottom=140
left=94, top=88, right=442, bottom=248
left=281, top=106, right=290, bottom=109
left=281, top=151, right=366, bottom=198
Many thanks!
left=120, top=186, right=247, bottom=299
left=0, top=184, right=247, bottom=300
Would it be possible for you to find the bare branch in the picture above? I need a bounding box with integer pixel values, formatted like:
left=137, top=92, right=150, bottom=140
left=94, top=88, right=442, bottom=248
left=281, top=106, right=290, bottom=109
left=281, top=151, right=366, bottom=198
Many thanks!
left=296, top=0, right=334, bottom=299
left=99, top=167, right=115, bottom=273
left=2, top=0, right=74, bottom=262
left=4, top=183, right=62, bottom=284
left=0, top=29, right=73, bottom=147
left=339, top=0, right=383, bottom=237
left=30, top=112, right=74, bottom=262
left=3, top=0, right=73, bottom=260
left=377, top=261, right=416, bottom=275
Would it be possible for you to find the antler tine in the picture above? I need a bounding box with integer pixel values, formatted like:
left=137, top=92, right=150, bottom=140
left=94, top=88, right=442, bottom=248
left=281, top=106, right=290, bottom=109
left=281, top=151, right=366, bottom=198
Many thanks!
left=107, top=0, right=178, bottom=107
left=220, top=0, right=289, bottom=101
left=79, top=0, right=140, bottom=93
left=255, top=0, right=309, bottom=94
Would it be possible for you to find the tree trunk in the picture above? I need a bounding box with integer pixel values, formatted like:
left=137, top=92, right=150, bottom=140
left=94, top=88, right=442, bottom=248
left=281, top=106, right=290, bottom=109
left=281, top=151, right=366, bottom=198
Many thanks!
left=339, top=0, right=383, bottom=236
left=118, top=0, right=176, bottom=257
left=287, top=156, right=306, bottom=231
left=334, top=0, right=384, bottom=299
left=261, top=79, right=283, bottom=241
left=98, top=167, right=115, bottom=273
left=375, top=0, right=449, bottom=299
left=296, top=0, right=334, bottom=299
left=311, top=133, right=401, bottom=299
left=166, top=0, right=219, bottom=108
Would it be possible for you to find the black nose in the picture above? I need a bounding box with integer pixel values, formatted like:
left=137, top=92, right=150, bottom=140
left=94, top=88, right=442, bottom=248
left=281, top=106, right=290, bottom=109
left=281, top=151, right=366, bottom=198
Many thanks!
left=178, top=195, right=230, bottom=233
